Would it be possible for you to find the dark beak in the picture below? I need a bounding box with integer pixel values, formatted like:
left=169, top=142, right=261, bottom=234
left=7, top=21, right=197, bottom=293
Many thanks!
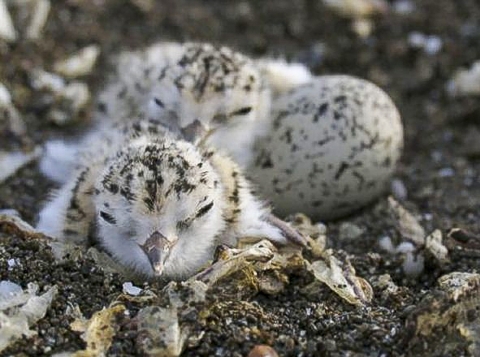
left=140, top=231, right=175, bottom=275
left=181, top=119, right=207, bottom=142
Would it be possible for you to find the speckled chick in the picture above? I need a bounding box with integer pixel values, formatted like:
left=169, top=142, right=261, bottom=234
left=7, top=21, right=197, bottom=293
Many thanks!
left=40, top=44, right=313, bottom=183
left=37, top=120, right=305, bottom=280
left=43, top=39, right=269, bottom=182
left=249, top=75, right=404, bottom=220
left=96, top=42, right=273, bottom=168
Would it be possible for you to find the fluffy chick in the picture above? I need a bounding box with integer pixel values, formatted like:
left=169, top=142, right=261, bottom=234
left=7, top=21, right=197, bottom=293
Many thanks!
left=37, top=119, right=305, bottom=280
left=96, top=42, right=272, bottom=167
left=40, top=43, right=313, bottom=183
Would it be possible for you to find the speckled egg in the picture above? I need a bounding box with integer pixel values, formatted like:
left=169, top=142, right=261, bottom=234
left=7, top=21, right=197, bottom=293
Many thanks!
left=249, top=75, right=403, bottom=220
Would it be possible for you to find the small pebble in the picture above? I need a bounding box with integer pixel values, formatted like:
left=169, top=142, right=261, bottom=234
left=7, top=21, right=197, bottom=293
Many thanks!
left=402, top=251, right=424, bottom=276
left=352, top=18, right=373, bottom=38
left=391, top=178, right=407, bottom=200
left=7, top=259, right=17, bottom=269
left=408, top=32, right=442, bottom=55
left=393, top=0, right=415, bottom=14
left=438, top=167, right=455, bottom=177
left=378, top=236, right=395, bottom=253
left=339, top=222, right=364, bottom=241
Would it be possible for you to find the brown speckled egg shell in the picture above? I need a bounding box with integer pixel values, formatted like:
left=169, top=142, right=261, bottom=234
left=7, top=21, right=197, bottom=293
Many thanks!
left=249, top=75, right=404, bottom=220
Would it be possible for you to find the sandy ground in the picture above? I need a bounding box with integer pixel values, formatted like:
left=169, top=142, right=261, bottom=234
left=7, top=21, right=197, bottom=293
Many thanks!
left=1, top=0, right=479, bottom=356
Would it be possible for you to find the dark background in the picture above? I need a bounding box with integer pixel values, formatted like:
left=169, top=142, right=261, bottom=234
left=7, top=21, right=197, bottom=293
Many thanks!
left=0, top=1, right=479, bottom=356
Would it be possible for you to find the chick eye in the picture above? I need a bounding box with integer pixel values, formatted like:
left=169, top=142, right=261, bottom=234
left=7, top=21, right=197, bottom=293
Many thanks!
left=99, top=211, right=116, bottom=225
left=212, top=113, right=228, bottom=124
left=176, top=201, right=214, bottom=231
left=176, top=219, right=190, bottom=231
left=195, top=201, right=214, bottom=219
left=153, top=97, right=164, bottom=108
left=231, top=107, right=252, bottom=116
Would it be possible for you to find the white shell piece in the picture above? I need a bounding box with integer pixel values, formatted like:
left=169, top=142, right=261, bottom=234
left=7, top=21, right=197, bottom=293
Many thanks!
left=54, top=45, right=100, bottom=78
left=322, top=0, right=388, bottom=18
left=0, top=0, right=17, bottom=42
left=0, top=82, right=12, bottom=104
left=447, top=61, right=480, bottom=97
left=25, top=0, right=51, bottom=40
left=122, top=282, right=142, bottom=296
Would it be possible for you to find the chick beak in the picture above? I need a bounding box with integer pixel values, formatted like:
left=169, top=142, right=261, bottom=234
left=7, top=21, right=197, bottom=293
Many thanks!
left=181, top=119, right=208, bottom=143
left=140, top=231, right=175, bottom=276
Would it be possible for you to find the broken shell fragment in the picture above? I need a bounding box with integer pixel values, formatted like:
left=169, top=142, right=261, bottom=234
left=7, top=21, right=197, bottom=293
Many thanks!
left=30, top=69, right=66, bottom=92
left=0, top=0, right=17, bottom=42
left=286, top=214, right=327, bottom=256
left=70, top=304, right=126, bottom=356
left=322, top=0, right=389, bottom=18
left=136, top=306, right=187, bottom=357
left=122, top=282, right=142, bottom=296
left=0, top=82, right=26, bottom=137
left=425, top=229, right=449, bottom=264
left=321, top=0, right=387, bottom=38
left=0, top=281, right=23, bottom=300
left=54, top=45, right=100, bottom=78
left=447, top=61, right=480, bottom=96
left=339, top=222, right=365, bottom=241
left=194, top=240, right=277, bottom=287
left=351, top=18, right=373, bottom=38
left=30, top=70, right=91, bottom=125
left=307, top=250, right=373, bottom=306
left=0, top=210, right=43, bottom=238
left=0, top=82, right=12, bottom=104
left=388, top=196, right=425, bottom=246
left=382, top=198, right=428, bottom=276
left=49, top=81, right=91, bottom=125
left=0, top=283, right=57, bottom=352
left=25, top=0, right=51, bottom=40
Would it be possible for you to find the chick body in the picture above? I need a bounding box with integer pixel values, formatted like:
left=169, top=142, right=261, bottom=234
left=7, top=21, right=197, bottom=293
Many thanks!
left=38, top=119, right=303, bottom=280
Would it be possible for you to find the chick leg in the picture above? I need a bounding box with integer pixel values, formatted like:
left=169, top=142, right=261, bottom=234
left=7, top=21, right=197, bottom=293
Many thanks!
left=264, top=213, right=307, bottom=246
left=209, top=150, right=307, bottom=248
